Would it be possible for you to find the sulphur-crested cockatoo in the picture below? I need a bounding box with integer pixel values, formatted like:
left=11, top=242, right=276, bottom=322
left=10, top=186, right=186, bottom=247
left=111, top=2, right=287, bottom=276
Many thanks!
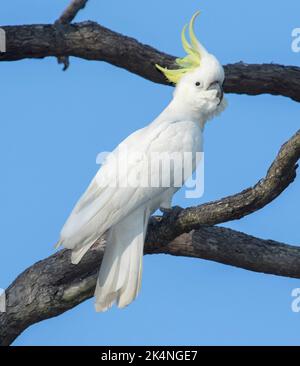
left=57, top=12, right=227, bottom=311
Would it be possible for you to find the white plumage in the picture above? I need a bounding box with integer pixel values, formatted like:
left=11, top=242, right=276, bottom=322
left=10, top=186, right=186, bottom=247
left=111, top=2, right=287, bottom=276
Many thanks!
left=57, top=12, right=227, bottom=311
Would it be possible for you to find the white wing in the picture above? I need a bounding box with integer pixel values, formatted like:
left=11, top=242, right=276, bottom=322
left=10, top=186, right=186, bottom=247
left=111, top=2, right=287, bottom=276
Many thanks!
left=58, top=120, right=202, bottom=251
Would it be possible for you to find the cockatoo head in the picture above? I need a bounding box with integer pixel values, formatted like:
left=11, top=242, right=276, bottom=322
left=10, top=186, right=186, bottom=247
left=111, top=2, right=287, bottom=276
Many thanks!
left=156, top=12, right=227, bottom=122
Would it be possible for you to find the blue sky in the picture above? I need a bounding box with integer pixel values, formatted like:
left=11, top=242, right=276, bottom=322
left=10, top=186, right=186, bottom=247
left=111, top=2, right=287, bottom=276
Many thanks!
left=1, top=0, right=300, bottom=345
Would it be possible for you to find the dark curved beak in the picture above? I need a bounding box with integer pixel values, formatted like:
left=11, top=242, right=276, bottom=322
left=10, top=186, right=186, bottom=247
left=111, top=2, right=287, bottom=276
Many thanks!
left=207, top=82, right=224, bottom=104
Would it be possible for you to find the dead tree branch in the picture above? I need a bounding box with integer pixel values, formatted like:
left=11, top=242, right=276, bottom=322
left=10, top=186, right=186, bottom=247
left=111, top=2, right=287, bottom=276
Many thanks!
left=1, top=22, right=300, bottom=102
left=147, top=130, right=300, bottom=245
left=1, top=225, right=299, bottom=346
left=0, top=129, right=299, bottom=346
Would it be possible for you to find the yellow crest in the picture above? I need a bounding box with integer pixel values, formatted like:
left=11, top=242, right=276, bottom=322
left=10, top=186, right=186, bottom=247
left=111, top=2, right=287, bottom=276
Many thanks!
left=156, top=11, right=203, bottom=84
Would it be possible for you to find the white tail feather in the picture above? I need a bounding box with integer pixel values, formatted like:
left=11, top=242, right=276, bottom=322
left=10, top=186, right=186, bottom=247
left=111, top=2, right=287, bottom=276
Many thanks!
left=117, top=231, right=144, bottom=308
left=94, top=207, right=149, bottom=312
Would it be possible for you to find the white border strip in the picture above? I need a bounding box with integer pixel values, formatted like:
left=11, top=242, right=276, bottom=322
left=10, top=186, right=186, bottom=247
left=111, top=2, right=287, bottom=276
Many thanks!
left=0, top=288, right=6, bottom=313
left=0, top=28, right=6, bottom=53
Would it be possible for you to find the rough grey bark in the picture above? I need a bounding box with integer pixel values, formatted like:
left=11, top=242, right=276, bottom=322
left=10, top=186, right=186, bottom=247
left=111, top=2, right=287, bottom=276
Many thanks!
left=1, top=226, right=300, bottom=346
left=0, top=129, right=299, bottom=346
left=1, top=21, right=300, bottom=102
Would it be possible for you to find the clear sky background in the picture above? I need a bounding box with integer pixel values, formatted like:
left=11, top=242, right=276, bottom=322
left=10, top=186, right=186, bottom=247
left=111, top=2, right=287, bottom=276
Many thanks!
left=1, top=0, right=300, bottom=345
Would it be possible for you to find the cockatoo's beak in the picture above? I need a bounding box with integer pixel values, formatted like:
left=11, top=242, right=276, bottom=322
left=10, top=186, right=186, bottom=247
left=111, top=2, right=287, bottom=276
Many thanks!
left=207, top=81, right=224, bottom=104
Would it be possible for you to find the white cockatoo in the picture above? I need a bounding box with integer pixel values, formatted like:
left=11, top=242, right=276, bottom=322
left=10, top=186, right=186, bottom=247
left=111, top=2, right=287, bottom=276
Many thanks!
left=57, top=12, right=227, bottom=311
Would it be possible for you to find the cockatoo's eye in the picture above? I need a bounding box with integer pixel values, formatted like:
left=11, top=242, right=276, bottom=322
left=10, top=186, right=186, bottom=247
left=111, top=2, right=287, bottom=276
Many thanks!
left=195, top=81, right=201, bottom=87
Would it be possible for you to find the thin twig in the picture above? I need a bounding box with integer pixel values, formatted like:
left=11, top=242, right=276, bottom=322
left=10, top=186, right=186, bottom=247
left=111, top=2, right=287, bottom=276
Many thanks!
left=55, top=0, right=89, bottom=70
left=56, top=0, right=89, bottom=24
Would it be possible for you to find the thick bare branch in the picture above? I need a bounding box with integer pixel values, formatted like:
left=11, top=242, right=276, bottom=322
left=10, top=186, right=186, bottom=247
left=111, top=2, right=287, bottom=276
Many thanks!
left=0, top=129, right=299, bottom=346
left=147, top=130, right=300, bottom=245
left=55, top=0, right=89, bottom=70
left=1, top=22, right=300, bottom=102
left=1, top=226, right=300, bottom=346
